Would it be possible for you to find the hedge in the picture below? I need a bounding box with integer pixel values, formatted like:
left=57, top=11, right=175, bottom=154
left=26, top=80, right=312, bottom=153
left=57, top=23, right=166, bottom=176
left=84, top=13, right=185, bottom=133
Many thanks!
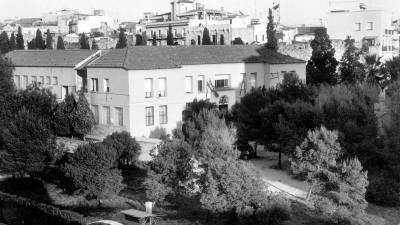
left=0, top=191, right=87, bottom=225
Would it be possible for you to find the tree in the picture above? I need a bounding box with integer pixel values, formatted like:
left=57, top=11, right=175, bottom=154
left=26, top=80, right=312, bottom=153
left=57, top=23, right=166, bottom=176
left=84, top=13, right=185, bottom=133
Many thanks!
left=56, top=36, right=65, bottom=50
left=167, top=24, right=174, bottom=46
left=116, top=28, right=127, bottom=48
left=91, top=39, right=99, bottom=50
left=9, top=32, right=16, bottom=51
left=27, top=38, right=36, bottom=49
left=0, top=31, right=10, bottom=54
left=61, top=142, right=124, bottom=199
left=386, top=56, right=400, bottom=82
left=265, top=8, right=278, bottom=51
left=232, top=37, right=244, bottom=45
left=35, top=29, right=45, bottom=49
left=45, top=29, right=53, bottom=49
left=69, top=93, right=95, bottom=139
left=135, top=34, right=143, bottom=46
left=0, top=56, right=15, bottom=95
left=202, top=27, right=212, bottom=45
left=79, top=33, right=90, bottom=49
left=141, top=31, right=148, bottom=46
left=306, top=27, right=338, bottom=85
left=220, top=35, right=225, bottom=45
left=0, top=108, right=57, bottom=177
left=152, top=32, right=157, bottom=46
left=364, top=54, right=389, bottom=88
left=338, top=36, right=365, bottom=83
left=102, top=131, right=141, bottom=168
left=16, top=26, right=24, bottom=50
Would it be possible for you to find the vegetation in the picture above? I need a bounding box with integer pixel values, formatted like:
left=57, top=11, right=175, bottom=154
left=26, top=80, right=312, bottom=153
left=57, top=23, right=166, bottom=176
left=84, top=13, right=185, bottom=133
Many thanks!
left=91, top=39, right=99, bottom=50
left=338, top=36, right=365, bottom=83
left=116, top=28, right=127, bottom=48
left=202, top=27, right=211, bottom=45
left=16, top=26, right=24, bottom=50
left=56, top=36, right=65, bottom=50
left=0, top=31, right=10, bottom=54
left=102, top=131, right=141, bottom=168
left=135, top=34, right=143, bottom=46
left=69, top=93, right=95, bottom=139
left=35, top=29, right=46, bottom=49
left=9, top=32, right=16, bottom=51
left=232, top=37, right=244, bottom=45
left=79, top=33, right=90, bottom=49
left=152, top=32, right=157, bottom=46
left=265, top=8, right=278, bottom=51
left=45, top=29, right=53, bottom=49
left=167, top=24, right=174, bottom=46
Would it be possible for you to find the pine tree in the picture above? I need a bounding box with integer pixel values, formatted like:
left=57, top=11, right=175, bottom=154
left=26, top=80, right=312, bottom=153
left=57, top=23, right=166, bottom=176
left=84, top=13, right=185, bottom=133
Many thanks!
left=0, top=31, right=10, bottom=54
left=167, top=24, right=174, bottom=46
left=27, top=38, right=36, bottom=49
left=35, top=29, right=45, bottom=49
left=338, top=36, right=365, bottom=83
left=265, top=8, right=278, bottom=51
left=45, top=29, right=53, bottom=49
left=306, top=27, right=338, bottom=85
left=56, top=36, right=65, bottom=50
left=79, top=33, right=90, bottom=49
left=16, top=26, right=24, bottom=50
left=116, top=28, right=127, bottom=48
left=91, top=39, right=99, bottom=50
left=152, top=32, right=157, bottom=46
left=202, top=27, right=211, bottom=45
left=9, top=32, right=16, bottom=51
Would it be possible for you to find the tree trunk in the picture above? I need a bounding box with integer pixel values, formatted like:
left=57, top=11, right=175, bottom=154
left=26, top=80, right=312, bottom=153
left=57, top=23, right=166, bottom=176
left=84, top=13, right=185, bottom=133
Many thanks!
left=306, top=184, right=314, bottom=201
left=278, top=151, right=282, bottom=169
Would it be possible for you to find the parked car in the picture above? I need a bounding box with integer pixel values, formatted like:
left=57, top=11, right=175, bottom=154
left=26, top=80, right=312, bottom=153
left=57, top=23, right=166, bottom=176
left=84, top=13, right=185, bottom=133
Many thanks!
left=87, top=220, right=123, bottom=225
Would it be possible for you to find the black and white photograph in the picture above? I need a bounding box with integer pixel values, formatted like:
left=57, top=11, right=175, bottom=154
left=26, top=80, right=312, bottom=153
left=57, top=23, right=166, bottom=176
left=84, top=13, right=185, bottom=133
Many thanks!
left=0, top=0, right=400, bottom=224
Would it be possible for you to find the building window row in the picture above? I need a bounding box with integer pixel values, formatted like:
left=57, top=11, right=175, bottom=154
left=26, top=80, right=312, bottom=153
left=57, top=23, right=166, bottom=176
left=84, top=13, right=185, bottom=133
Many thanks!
left=91, top=104, right=124, bottom=126
left=144, top=77, right=167, bottom=98
left=145, top=105, right=168, bottom=126
left=354, top=22, right=373, bottom=31
left=14, top=75, right=58, bottom=89
left=90, top=78, right=110, bottom=93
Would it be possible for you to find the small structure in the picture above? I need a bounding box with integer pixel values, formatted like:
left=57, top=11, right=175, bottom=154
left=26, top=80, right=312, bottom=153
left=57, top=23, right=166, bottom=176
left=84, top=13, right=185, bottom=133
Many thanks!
left=121, top=208, right=162, bottom=225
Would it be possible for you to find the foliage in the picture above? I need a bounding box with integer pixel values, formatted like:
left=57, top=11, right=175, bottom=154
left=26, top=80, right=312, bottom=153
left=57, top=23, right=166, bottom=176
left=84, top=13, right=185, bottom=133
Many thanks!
left=338, top=36, right=365, bottom=84
left=116, top=28, right=127, bottom=48
left=56, top=36, right=65, bottom=50
left=79, top=33, right=90, bottom=49
left=306, top=27, right=338, bottom=85
left=0, top=31, right=10, bottom=54
left=152, top=32, right=157, bottom=46
left=51, top=101, right=72, bottom=136
left=102, top=131, right=141, bottom=168
left=45, top=29, right=53, bottom=49
left=0, top=56, right=15, bottom=95
left=220, top=35, right=225, bottom=45
left=135, top=34, right=143, bottom=46
left=61, top=143, right=124, bottom=199
left=202, top=27, right=211, bottom=45
left=232, top=37, right=244, bottom=45
left=167, top=24, right=174, bottom=46
left=28, top=38, right=36, bottom=49
left=0, top=191, right=87, bottom=225
left=265, top=8, right=278, bottom=51
left=385, top=56, right=400, bottom=81
left=363, top=54, right=389, bottom=88
left=0, top=108, right=57, bottom=177
left=9, top=32, right=16, bottom=51
left=68, top=93, right=95, bottom=139
left=16, top=26, right=24, bottom=50
left=35, top=29, right=46, bottom=49
left=149, top=127, right=169, bottom=140
left=91, top=39, right=99, bottom=50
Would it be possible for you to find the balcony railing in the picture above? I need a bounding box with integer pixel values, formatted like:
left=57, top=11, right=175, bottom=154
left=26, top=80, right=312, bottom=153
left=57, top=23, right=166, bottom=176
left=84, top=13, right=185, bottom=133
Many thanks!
left=145, top=91, right=153, bottom=98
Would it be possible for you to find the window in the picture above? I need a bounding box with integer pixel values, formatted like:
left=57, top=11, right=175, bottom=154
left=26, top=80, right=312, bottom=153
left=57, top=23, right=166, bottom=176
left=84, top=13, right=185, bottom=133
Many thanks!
left=115, top=107, right=123, bottom=126
left=91, top=105, right=99, bottom=124
left=32, top=76, right=37, bottom=84
left=22, top=75, right=28, bottom=89
left=145, top=107, right=154, bottom=126
left=145, top=78, right=153, bottom=98
left=249, top=73, right=257, bottom=88
left=102, top=106, right=111, bottom=125
left=367, top=22, right=373, bottom=30
left=185, top=76, right=193, bottom=93
left=240, top=73, right=246, bottom=95
left=91, top=78, right=98, bottom=92
left=103, top=78, right=110, bottom=92
left=14, top=75, right=20, bottom=89
left=46, top=76, right=51, bottom=85
left=40, top=76, right=45, bottom=85
left=159, top=105, right=168, bottom=124
left=52, top=76, right=58, bottom=85
left=214, top=74, right=230, bottom=89
left=354, top=23, right=361, bottom=31
left=158, top=77, right=167, bottom=97
left=197, top=75, right=205, bottom=92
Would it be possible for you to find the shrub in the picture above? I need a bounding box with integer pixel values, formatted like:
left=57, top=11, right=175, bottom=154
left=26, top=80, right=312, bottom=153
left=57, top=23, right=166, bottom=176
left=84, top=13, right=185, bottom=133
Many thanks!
left=102, top=131, right=141, bottom=168
left=69, top=93, right=95, bottom=139
left=60, top=143, right=124, bottom=199
left=149, top=127, right=168, bottom=140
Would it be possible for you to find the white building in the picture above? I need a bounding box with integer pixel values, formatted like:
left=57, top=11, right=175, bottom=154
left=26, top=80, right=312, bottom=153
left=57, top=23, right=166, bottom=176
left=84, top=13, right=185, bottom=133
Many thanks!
left=327, top=8, right=399, bottom=60
left=6, top=46, right=305, bottom=137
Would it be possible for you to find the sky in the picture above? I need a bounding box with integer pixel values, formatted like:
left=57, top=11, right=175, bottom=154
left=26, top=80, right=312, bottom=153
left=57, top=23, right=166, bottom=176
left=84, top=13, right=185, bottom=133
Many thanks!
left=1, top=0, right=400, bottom=25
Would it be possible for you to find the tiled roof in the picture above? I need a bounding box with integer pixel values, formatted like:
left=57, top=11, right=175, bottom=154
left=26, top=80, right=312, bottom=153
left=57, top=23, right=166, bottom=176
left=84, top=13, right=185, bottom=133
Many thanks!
left=5, top=50, right=99, bottom=68
left=88, top=46, right=305, bottom=70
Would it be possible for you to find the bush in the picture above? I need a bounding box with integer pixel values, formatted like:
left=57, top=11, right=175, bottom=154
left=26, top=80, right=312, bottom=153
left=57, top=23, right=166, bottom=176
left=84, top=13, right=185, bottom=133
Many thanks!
left=366, top=174, right=400, bottom=206
left=0, top=191, right=87, bottom=225
left=69, top=93, right=95, bottom=139
left=60, top=143, right=124, bottom=199
left=102, top=131, right=141, bottom=168
left=149, top=127, right=168, bottom=140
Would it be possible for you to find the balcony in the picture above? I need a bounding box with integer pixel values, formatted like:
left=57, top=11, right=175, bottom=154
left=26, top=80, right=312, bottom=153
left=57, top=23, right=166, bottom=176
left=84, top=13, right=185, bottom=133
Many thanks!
left=145, top=92, right=153, bottom=98
left=158, top=90, right=167, bottom=97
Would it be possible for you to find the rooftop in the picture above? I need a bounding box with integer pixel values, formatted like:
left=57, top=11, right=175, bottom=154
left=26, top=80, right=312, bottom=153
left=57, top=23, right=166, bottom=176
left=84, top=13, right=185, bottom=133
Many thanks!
left=5, top=50, right=99, bottom=67
left=88, top=45, right=305, bottom=70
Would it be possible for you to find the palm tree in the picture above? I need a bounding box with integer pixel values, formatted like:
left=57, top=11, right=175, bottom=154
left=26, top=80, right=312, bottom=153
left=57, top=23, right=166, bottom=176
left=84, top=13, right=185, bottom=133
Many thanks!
left=363, top=54, right=389, bottom=88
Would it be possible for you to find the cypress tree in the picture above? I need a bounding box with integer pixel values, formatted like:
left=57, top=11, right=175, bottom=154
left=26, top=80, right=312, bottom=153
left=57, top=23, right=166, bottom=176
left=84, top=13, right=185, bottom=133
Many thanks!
left=141, top=31, right=148, bottom=46
left=45, top=29, right=53, bottom=49
left=91, top=39, right=99, bottom=50
left=135, top=34, right=143, bottom=46
left=56, top=36, right=65, bottom=50
left=152, top=32, right=157, bottom=46
left=220, top=34, right=225, bottom=45
left=79, top=33, right=90, bottom=49
left=265, top=8, right=278, bottom=51
left=338, top=36, right=365, bottom=83
left=202, top=27, right=211, bottom=45
left=27, top=38, right=36, bottom=49
left=16, top=26, right=24, bottom=50
left=116, top=28, right=127, bottom=48
left=306, top=27, right=338, bottom=85
left=167, top=24, right=174, bottom=45
left=0, top=31, right=10, bottom=54
left=35, top=29, right=45, bottom=49
left=9, top=32, right=16, bottom=51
